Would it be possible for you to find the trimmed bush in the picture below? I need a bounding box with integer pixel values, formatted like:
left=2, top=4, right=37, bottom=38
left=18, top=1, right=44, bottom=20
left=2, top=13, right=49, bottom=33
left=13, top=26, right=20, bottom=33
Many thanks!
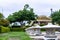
left=41, top=29, right=46, bottom=31
left=10, top=28, right=26, bottom=32
left=40, top=23, right=45, bottom=26
left=1, top=26, right=10, bottom=33
left=25, top=25, right=31, bottom=28
left=12, top=26, right=21, bottom=28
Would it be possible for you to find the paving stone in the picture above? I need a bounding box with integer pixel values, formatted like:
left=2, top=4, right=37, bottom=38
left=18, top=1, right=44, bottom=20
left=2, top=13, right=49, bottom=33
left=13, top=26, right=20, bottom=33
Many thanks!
left=8, top=36, right=20, bottom=40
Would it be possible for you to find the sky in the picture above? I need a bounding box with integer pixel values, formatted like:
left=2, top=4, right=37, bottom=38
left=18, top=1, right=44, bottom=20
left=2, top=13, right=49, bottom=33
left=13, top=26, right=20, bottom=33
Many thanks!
left=0, top=0, right=60, bottom=18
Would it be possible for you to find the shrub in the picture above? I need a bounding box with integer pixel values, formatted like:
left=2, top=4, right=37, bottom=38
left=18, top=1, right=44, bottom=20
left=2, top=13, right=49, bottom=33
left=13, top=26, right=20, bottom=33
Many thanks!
left=0, top=19, right=10, bottom=27
left=25, top=25, right=31, bottom=28
left=1, top=26, right=10, bottom=33
left=10, top=28, right=26, bottom=32
left=12, top=26, right=21, bottom=28
left=40, top=23, right=45, bottom=26
left=41, top=29, right=46, bottom=31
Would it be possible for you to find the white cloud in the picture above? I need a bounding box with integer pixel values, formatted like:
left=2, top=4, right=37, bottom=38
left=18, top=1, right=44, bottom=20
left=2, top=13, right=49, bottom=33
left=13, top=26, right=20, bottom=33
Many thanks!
left=0, top=0, right=60, bottom=17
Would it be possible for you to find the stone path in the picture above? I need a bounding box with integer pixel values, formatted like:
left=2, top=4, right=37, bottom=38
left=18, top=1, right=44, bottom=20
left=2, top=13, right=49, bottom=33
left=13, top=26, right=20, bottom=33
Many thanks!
left=0, top=33, right=8, bottom=36
left=8, top=36, right=20, bottom=40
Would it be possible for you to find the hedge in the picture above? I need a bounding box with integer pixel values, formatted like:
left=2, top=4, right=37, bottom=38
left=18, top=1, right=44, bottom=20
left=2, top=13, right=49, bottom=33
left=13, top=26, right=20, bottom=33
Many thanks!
left=40, top=23, right=45, bottom=26
left=1, top=26, right=10, bottom=33
left=10, top=28, right=26, bottom=32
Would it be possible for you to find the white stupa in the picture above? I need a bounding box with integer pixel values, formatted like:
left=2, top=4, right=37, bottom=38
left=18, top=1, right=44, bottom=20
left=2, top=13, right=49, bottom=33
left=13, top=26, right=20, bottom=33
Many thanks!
left=25, top=23, right=60, bottom=40
left=42, top=23, right=60, bottom=28
left=25, top=24, right=42, bottom=36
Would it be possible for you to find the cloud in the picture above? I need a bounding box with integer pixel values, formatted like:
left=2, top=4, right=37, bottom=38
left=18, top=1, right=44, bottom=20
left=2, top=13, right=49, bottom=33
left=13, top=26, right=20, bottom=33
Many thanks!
left=0, top=0, right=60, bottom=17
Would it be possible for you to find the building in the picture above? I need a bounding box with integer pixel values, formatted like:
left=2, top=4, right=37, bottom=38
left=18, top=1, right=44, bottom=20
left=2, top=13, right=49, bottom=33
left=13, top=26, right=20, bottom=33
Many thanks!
left=30, top=15, right=52, bottom=26
left=36, top=15, right=51, bottom=25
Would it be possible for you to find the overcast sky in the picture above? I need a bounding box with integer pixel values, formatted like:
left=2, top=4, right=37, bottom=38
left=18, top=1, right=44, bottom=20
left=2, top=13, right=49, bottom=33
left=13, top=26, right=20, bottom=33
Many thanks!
left=0, top=0, right=60, bottom=18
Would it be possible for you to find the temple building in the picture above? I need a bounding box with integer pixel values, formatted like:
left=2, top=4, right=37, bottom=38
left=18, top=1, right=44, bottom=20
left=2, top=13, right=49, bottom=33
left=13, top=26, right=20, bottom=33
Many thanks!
left=36, top=15, right=51, bottom=25
left=30, top=15, right=52, bottom=26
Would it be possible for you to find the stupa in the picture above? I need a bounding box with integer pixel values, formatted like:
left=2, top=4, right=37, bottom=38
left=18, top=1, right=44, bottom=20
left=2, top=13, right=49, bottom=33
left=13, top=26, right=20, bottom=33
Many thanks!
left=25, top=23, right=60, bottom=40
left=25, top=24, right=42, bottom=36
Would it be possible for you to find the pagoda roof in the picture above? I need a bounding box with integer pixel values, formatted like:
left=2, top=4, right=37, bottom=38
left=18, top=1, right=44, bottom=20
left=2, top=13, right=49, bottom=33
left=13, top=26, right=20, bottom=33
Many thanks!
left=37, top=15, right=51, bottom=21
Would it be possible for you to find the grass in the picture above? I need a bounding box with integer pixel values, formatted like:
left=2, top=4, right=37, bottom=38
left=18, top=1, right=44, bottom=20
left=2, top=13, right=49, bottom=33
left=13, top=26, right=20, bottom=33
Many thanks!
left=0, top=32, right=31, bottom=40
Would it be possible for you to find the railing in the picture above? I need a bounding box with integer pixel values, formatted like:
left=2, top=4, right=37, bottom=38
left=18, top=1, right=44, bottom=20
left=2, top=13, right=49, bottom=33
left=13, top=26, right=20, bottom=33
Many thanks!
left=44, top=35, right=57, bottom=38
left=29, top=32, right=60, bottom=36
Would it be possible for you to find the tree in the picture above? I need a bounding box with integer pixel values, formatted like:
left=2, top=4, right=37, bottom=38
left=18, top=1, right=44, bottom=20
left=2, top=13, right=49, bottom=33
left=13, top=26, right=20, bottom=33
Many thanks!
left=0, top=13, right=10, bottom=26
left=7, top=14, right=17, bottom=23
left=51, top=10, right=60, bottom=25
left=24, top=4, right=29, bottom=9
left=7, top=4, right=36, bottom=26
left=0, top=19, right=10, bottom=26
left=0, top=13, right=4, bottom=19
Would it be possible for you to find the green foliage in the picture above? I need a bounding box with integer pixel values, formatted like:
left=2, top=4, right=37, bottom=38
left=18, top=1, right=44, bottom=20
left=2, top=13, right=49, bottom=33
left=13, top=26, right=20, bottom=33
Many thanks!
left=7, top=4, right=36, bottom=26
left=40, top=23, right=45, bottom=26
left=0, top=13, right=10, bottom=26
left=25, top=25, right=31, bottom=28
left=0, top=13, right=4, bottom=19
left=7, top=15, right=16, bottom=23
left=51, top=10, right=60, bottom=25
left=24, top=4, right=29, bottom=9
left=10, top=28, right=26, bottom=32
left=0, top=19, right=10, bottom=26
left=41, top=29, right=46, bottom=31
left=0, top=32, right=31, bottom=40
left=1, top=26, right=10, bottom=33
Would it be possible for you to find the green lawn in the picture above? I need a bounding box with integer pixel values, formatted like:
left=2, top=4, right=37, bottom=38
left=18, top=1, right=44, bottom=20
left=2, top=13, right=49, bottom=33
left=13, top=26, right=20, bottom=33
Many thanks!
left=0, top=32, right=31, bottom=40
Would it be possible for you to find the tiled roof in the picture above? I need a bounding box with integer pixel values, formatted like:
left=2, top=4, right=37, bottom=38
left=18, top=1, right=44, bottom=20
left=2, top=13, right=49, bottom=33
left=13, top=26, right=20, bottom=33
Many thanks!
left=37, top=15, right=51, bottom=20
